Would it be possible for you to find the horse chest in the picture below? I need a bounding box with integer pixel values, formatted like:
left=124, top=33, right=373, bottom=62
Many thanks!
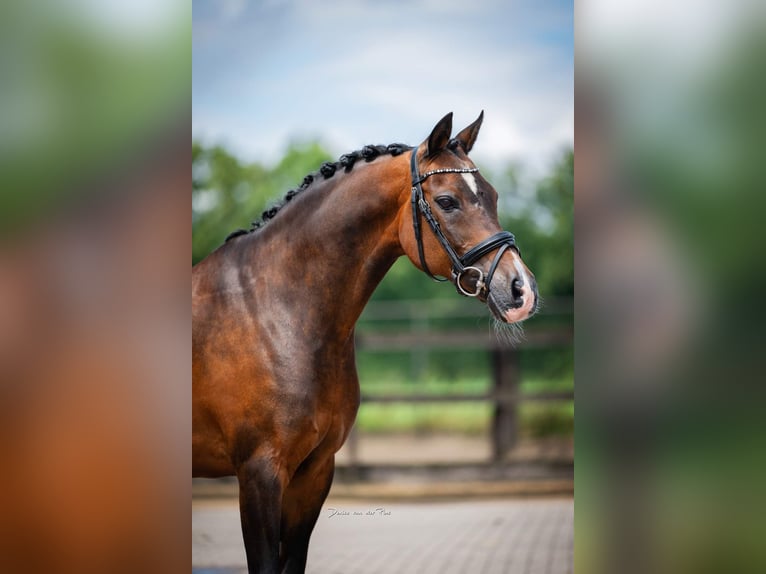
left=310, top=369, right=360, bottom=452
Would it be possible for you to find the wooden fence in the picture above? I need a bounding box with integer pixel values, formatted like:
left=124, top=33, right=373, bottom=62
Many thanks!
left=348, top=298, right=573, bottom=463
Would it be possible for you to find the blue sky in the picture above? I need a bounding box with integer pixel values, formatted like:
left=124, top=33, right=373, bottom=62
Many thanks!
left=193, top=0, right=572, bottom=177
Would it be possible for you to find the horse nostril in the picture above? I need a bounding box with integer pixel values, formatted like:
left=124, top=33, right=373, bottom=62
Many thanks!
left=511, top=278, right=524, bottom=303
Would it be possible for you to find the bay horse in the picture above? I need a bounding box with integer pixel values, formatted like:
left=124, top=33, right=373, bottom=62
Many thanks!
left=192, top=112, right=538, bottom=573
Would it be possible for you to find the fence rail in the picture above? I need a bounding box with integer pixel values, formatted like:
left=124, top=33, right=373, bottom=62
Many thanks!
left=349, top=298, right=574, bottom=464
left=356, top=328, right=573, bottom=351
left=360, top=390, right=574, bottom=404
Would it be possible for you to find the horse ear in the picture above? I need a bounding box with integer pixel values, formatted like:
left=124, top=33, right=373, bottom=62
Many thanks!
left=424, top=112, right=453, bottom=157
left=453, top=110, right=484, bottom=153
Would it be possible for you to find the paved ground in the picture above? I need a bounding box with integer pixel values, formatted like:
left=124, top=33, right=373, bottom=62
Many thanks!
left=192, top=497, right=573, bottom=574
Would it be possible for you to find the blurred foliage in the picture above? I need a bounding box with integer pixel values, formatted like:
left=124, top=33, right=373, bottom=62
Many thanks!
left=508, top=150, right=574, bottom=298
left=576, top=6, right=766, bottom=574
left=192, top=140, right=332, bottom=263
left=192, top=140, right=574, bottom=303
left=1, top=0, right=190, bottom=236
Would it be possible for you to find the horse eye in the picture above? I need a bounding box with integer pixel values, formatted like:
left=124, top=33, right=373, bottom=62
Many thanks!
left=435, top=195, right=459, bottom=212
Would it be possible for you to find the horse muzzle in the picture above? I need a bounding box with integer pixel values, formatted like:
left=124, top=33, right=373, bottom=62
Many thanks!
left=483, top=255, right=539, bottom=324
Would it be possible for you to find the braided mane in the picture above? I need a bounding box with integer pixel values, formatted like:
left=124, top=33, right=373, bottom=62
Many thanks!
left=225, top=143, right=412, bottom=242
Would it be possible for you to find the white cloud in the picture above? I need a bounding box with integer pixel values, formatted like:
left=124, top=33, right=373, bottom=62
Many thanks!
left=193, top=0, right=572, bottom=176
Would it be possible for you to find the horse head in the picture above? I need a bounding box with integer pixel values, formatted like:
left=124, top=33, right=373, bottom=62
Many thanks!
left=400, top=112, right=538, bottom=324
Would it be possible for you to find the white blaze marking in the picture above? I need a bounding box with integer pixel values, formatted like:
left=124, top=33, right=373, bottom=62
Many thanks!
left=504, top=252, right=535, bottom=322
left=513, top=256, right=529, bottom=288
left=461, top=173, right=478, bottom=197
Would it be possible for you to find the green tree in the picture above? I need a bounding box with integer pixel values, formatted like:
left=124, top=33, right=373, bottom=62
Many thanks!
left=500, top=149, right=574, bottom=298
left=192, top=140, right=332, bottom=264
left=192, top=141, right=574, bottom=302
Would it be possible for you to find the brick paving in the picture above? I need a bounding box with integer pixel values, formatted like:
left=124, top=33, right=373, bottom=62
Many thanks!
left=192, top=497, right=573, bottom=574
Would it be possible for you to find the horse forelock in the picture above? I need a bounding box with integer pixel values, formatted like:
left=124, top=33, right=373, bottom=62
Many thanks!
left=224, top=143, right=413, bottom=243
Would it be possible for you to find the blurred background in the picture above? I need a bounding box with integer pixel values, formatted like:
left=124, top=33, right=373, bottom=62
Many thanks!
left=1, top=0, right=762, bottom=571
left=0, top=1, right=190, bottom=572
left=577, top=1, right=766, bottom=573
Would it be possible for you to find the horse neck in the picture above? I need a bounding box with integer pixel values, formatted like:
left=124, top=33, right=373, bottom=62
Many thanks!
left=245, top=156, right=409, bottom=340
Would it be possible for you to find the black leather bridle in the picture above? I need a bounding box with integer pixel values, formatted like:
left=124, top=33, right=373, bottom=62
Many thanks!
left=410, top=148, right=517, bottom=298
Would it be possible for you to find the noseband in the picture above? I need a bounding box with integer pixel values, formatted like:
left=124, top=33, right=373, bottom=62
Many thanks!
left=410, top=149, right=517, bottom=298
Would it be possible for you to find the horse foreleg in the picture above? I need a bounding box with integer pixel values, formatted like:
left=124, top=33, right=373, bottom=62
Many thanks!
left=237, top=457, right=285, bottom=574
left=279, top=455, right=335, bottom=574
